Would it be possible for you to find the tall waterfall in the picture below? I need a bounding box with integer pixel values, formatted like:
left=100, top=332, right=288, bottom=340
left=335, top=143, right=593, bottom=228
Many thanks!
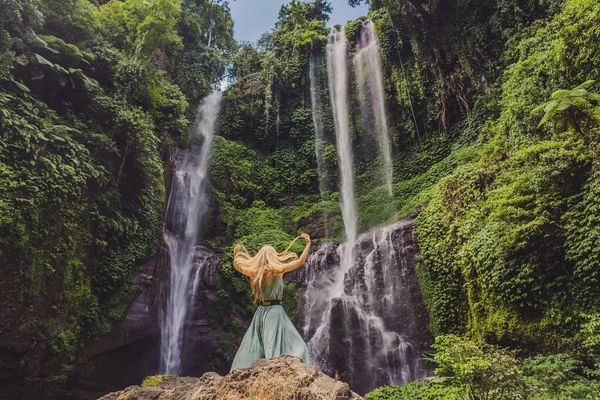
left=305, top=24, right=360, bottom=386
left=159, top=90, right=222, bottom=374
left=300, top=23, right=430, bottom=395
left=354, top=20, right=393, bottom=196
left=326, top=26, right=357, bottom=260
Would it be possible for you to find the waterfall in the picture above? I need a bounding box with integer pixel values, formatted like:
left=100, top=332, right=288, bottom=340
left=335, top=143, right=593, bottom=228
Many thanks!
left=304, top=25, right=358, bottom=384
left=299, top=24, right=429, bottom=395
left=326, top=25, right=357, bottom=258
left=354, top=20, right=394, bottom=196
left=159, top=90, right=222, bottom=374
left=296, top=218, right=432, bottom=394
left=316, top=29, right=358, bottom=370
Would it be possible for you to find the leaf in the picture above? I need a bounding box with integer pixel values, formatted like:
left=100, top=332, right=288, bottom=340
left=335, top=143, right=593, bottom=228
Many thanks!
left=570, top=88, right=588, bottom=97
left=551, top=89, right=570, bottom=99
left=577, top=80, right=596, bottom=89
left=11, top=80, right=31, bottom=93
left=15, top=55, right=29, bottom=66
left=555, top=99, right=572, bottom=111
left=34, top=53, right=54, bottom=67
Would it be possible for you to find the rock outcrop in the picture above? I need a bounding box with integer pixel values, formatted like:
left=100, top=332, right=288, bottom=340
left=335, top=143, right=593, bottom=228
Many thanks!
left=287, top=213, right=432, bottom=394
left=99, top=355, right=362, bottom=400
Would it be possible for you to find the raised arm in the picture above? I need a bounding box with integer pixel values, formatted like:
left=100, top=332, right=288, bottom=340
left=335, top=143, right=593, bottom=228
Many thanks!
left=279, top=233, right=311, bottom=274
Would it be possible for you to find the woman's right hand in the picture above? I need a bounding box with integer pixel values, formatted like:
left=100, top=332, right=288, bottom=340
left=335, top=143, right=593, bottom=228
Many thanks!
left=234, top=244, right=241, bottom=255
left=300, top=233, right=310, bottom=242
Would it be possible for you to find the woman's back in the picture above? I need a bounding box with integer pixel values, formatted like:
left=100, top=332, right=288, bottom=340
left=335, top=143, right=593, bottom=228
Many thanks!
left=263, top=274, right=283, bottom=301
left=229, top=235, right=311, bottom=371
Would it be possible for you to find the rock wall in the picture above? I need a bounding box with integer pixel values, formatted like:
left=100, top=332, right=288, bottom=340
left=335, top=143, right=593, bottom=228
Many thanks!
left=288, top=213, right=433, bottom=394
left=74, top=243, right=223, bottom=399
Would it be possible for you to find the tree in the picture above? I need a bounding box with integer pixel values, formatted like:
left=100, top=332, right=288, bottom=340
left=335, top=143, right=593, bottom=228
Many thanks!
left=179, top=0, right=236, bottom=51
left=533, top=80, right=600, bottom=132
left=98, top=0, right=183, bottom=59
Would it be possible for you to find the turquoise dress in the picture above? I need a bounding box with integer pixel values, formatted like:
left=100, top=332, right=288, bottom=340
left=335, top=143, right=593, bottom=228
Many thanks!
left=230, top=274, right=310, bottom=371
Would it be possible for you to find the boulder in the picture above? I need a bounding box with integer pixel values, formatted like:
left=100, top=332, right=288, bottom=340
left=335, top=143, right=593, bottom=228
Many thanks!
left=99, top=355, right=362, bottom=400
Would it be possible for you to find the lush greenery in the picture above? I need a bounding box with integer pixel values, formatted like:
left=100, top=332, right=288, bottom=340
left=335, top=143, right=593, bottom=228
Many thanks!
left=208, top=0, right=600, bottom=395
left=357, top=0, right=600, bottom=398
left=2, top=0, right=600, bottom=397
left=0, top=0, right=232, bottom=395
left=415, top=0, right=600, bottom=360
left=365, top=336, right=600, bottom=400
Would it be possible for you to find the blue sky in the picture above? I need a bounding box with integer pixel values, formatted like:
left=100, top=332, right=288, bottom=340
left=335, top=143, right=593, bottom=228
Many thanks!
left=228, top=0, right=370, bottom=44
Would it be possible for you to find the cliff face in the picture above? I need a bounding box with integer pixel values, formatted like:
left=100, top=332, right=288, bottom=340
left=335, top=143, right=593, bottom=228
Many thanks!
left=74, top=244, right=224, bottom=398
left=76, top=215, right=431, bottom=398
left=99, top=355, right=362, bottom=400
left=288, top=212, right=432, bottom=394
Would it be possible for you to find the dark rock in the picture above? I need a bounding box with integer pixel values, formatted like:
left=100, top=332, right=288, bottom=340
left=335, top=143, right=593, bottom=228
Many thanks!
left=296, top=215, right=433, bottom=394
left=74, top=244, right=224, bottom=398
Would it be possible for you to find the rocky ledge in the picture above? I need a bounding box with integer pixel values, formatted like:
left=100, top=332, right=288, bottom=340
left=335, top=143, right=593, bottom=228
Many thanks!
left=99, top=355, right=362, bottom=400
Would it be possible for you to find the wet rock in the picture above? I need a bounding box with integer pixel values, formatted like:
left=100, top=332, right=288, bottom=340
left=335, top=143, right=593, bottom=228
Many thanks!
left=283, top=211, right=340, bottom=239
left=99, top=355, right=362, bottom=400
left=74, top=244, right=224, bottom=398
left=296, top=214, right=433, bottom=394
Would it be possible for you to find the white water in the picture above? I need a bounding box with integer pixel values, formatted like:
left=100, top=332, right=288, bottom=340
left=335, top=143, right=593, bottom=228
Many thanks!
left=159, top=90, right=222, bottom=374
left=354, top=20, right=394, bottom=196
left=302, top=24, right=427, bottom=393
left=305, top=25, right=358, bottom=373
left=326, top=26, right=357, bottom=260
left=301, top=220, right=430, bottom=393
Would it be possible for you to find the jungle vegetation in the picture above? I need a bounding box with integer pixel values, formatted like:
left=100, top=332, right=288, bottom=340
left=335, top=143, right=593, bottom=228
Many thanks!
left=1, top=0, right=600, bottom=399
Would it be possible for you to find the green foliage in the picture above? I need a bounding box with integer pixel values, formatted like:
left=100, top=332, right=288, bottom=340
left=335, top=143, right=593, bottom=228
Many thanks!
left=98, top=0, right=183, bottom=59
left=416, top=0, right=600, bottom=352
left=175, top=0, right=235, bottom=104
left=40, top=0, right=99, bottom=43
left=578, top=313, right=600, bottom=378
left=533, top=80, right=600, bottom=129
left=430, top=335, right=527, bottom=399
left=522, top=354, right=600, bottom=399
left=365, top=381, right=462, bottom=400
left=367, top=337, right=600, bottom=400
left=0, top=0, right=233, bottom=393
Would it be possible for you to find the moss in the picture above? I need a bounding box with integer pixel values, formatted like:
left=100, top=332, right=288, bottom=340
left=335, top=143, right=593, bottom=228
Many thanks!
left=141, top=374, right=178, bottom=388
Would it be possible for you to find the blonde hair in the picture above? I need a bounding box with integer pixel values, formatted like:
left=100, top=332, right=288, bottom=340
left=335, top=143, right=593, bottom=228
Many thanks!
left=233, top=237, right=302, bottom=303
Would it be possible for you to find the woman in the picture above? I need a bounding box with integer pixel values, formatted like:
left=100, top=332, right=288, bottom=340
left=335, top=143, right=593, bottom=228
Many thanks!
left=229, top=233, right=312, bottom=371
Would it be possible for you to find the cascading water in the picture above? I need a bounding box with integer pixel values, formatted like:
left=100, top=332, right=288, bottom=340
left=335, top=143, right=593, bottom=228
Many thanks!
left=304, top=24, right=354, bottom=383
left=326, top=26, right=357, bottom=264
left=354, top=20, right=394, bottom=196
left=295, top=218, right=432, bottom=394
left=159, top=90, right=222, bottom=374
left=309, top=27, right=359, bottom=372
left=300, top=24, right=430, bottom=395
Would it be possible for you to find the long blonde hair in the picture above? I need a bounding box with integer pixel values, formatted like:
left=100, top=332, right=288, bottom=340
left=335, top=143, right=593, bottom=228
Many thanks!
left=233, top=237, right=302, bottom=302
